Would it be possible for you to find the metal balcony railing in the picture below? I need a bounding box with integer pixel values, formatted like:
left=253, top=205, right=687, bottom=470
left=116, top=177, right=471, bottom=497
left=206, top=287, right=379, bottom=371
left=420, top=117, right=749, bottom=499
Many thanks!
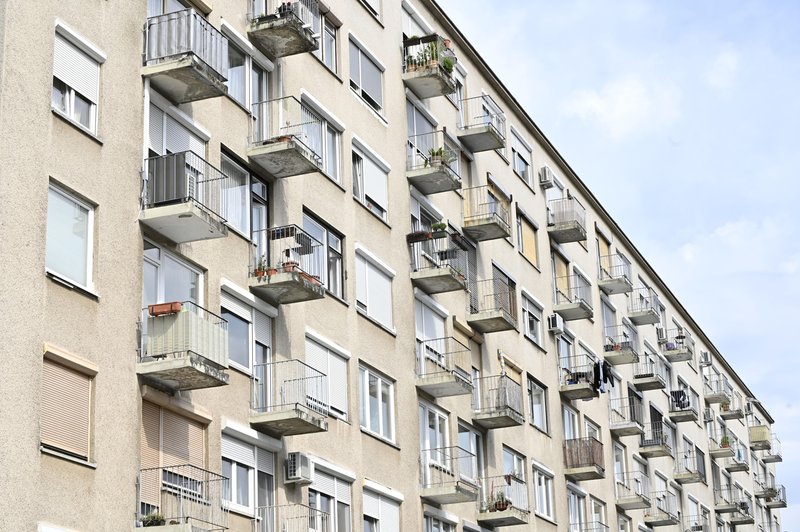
left=255, top=503, right=329, bottom=532
left=564, top=437, right=603, bottom=470
left=250, top=96, right=323, bottom=164
left=615, top=471, right=651, bottom=500
left=675, top=450, right=706, bottom=480
left=569, top=523, right=609, bottom=532
left=420, top=446, right=478, bottom=489
left=408, top=230, right=468, bottom=278
left=726, top=441, right=748, bottom=467
left=144, top=8, right=228, bottom=77
left=709, top=427, right=734, bottom=452
left=669, top=389, right=698, bottom=414
left=559, top=354, right=596, bottom=387
left=555, top=275, right=592, bottom=308
left=468, top=278, right=518, bottom=324
left=646, top=490, right=678, bottom=519
left=250, top=224, right=324, bottom=280
left=250, top=0, right=319, bottom=25
left=603, top=325, right=638, bottom=353
left=704, top=375, right=733, bottom=400
left=547, top=197, right=586, bottom=232
left=416, top=336, right=471, bottom=381
left=598, top=252, right=632, bottom=284
left=633, top=356, right=668, bottom=381
left=472, top=374, right=523, bottom=418
left=609, top=397, right=644, bottom=427
left=463, top=184, right=511, bottom=232
left=479, top=474, right=529, bottom=513
left=403, top=34, right=456, bottom=75
left=139, top=301, right=228, bottom=368
left=458, top=94, right=506, bottom=138
left=406, top=130, right=461, bottom=174
left=715, top=487, right=747, bottom=506
left=628, top=286, right=661, bottom=316
left=144, top=151, right=230, bottom=222
left=252, top=360, right=329, bottom=418
left=659, top=327, right=695, bottom=354
left=682, top=515, right=710, bottom=532
left=138, top=464, right=228, bottom=530
left=763, top=435, right=782, bottom=461
left=641, top=421, right=674, bottom=451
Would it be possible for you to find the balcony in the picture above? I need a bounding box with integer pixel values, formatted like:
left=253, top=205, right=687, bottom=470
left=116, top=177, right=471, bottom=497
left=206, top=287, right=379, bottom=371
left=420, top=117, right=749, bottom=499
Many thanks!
left=762, top=435, right=782, bottom=463
left=406, top=130, right=461, bottom=194
left=140, top=151, right=229, bottom=244
left=547, top=197, right=587, bottom=243
left=559, top=354, right=598, bottom=401
left=703, top=375, right=731, bottom=404
left=250, top=359, right=329, bottom=437
left=420, top=446, right=480, bottom=504
left=402, top=34, right=457, bottom=99
left=708, top=429, right=735, bottom=458
left=615, top=471, right=651, bottom=510
left=255, top=503, right=329, bottom=532
left=749, top=424, right=772, bottom=451
left=553, top=275, right=593, bottom=320
left=609, top=397, right=644, bottom=437
left=472, top=374, right=524, bottom=429
left=137, top=464, right=228, bottom=531
left=408, top=230, right=468, bottom=295
left=462, top=185, right=512, bottom=241
left=137, top=302, right=229, bottom=391
left=674, top=451, right=705, bottom=484
left=597, top=253, right=633, bottom=294
left=682, top=515, right=710, bottom=532
left=415, top=337, right=473, bottom=398
left=248, top=0, right=319, bottom=59
left=729, top=501, right=755, bottom=525
left=477, top=474, right=530, bottom=527
left=668, top=389, right=698, bottom=423
left=720, top=390, right=744, bottom=420
left=249, top=97, right=323, bottom=178
left=569, top=522, right=609, bottom=532
left=639, top=421, right=673, bottom=458
left=564, top=437, right=604, bottom=481
left=633, top=357, right=667, bottom=391
left=714, top=488, right=749, bottom=514
left=759, top=483, right=787, bottom=509
left=466, top=278, right=517, bottom=333
left=249, top=225, right=326, bottom=305
left=602, top=326, right=639, bottom=365
left=142, top=9, right=228, bottom=103
left=725, top=442, right=749, bottom=472
left=658, top=327, right=694, bottom=363
left=643, top=491, right=679, bottom=527
left=628, top=287, right=661, bottom=325
left=457, top=95, right=506, bottom=152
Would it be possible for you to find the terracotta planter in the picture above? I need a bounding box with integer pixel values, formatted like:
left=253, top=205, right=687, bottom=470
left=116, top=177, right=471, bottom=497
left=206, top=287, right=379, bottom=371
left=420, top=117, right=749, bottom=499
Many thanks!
left=254, top=269, right=265, bottom=278
left=266, top=267, right=278, bottom=276
left=283, top=261, right=299, bottom=273
left=493, top=500, right=509, bottom=512
left=148, top=302, right=182, bottom=317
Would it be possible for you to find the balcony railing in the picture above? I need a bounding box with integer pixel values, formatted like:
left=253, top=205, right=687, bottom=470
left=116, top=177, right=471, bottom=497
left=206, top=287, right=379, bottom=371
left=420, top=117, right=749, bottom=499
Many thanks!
left=563, top=437, right=604, bottom=474
left=603, top=325, right=638, bottom=365
left=704, top=375, right=732, bottom=404
left=668, top=389, right=698, bottom=422
left=472, top=374, right=524, bottom=428
left=725, top=441, right=749, bottom=472
left=749, top=424, right=772, bottom=450
left=547, top=197, right=587, bottom=243
left=569, top=523, right=609, bottom=532
left=719, top=388, right=744, bottom=419
left=554, top=275, right=593, bottom=320
left=479, top=474, right=529, bottom=514
left=644, top=491, right=678, bottom=525
left=674, top=450, right=706, bottom=484
left=252, top=359, right=329, bottom=416
left=406, top=130, right=461, bottom=194
left=248, top=0, right=320, bottom=59
left=658, top=327, right=695, bottom=362
left=408, top=230, right=468, bottom=294
left=633, top=357, right=668, bottom=390
left=762, top=435, right=782, bottom=463
left=415, top=336, right=472, bottom=397
left=457, top=94, right=506, bottom=152
left=402, top=34, right=457, bottom=98
left=598, top=253, right=633, bottom=294
left=715, top=487, right=748, bottom=511
left=138, top=464, right=228, bottom=530
left=467, top=278, right=517, bottom=333
left=615, top=471, right=651, bottom=510
left=609, top=397, right=644, bottom=436
left=682, top=515, right=710, bottom=532
left=462, top=184, right=511, bottom=241
left=628, top=286, right=661, bottom=325
left=640, top=420, right=673, bottom=458
left=420, top=446, right=479, bottom=504
left=255, top=503, right=329, bottom=532
left=559, top=354, right=597, bottom=400
left=708, top=428, right=735, bottom=458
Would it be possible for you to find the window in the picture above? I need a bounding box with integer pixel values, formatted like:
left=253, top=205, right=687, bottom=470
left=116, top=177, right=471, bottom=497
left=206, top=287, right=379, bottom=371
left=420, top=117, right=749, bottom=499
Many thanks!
left=617, top=515, right=631, bottom=532
left=359, top=366, right=395, bottom=442
left=225, top=41, right=269, bottom=109
left=304, top=212, right=344, bottom=298
left=349, top=38, right=383, bottom=112
left=532, top=466, right=554, bottom=519
left=219, top=291, right=272, bottom=372
left=424, top=516, right=454, bottom=532
left=41, top=356, right=94, bottom=460
left=362, top=489, right=400, bottom=532
left=352, top=147, right=389, bottom=221
left=458, top=423, right=483, bottom=481
left=148, top=101, right=205, bottom=158
left=407, top=99, right=435, bottom=138
left=521, top=295, right=542, bottom=345
left=306, top=336, right=348, bottom=419
left=142, top=241, right=200, bottom=307
left=312, top=11, right=338, bottom=73
left=527, top=377, right=548, bottom=432
left=147, top=0, right=188, bottom=16
left=419, top=401, right=448, bottom=460
left=568, top=489, right=586, bottom=527
left=220, top=435, right=274, bottom=515
left=415, top=298, right=446, bottom=369
left=52, top=27, right=103, bottom=134
left=511, top=129, right=532, bottom=185
left=503, top=447, right=525, bottom=479
left=309, top=470, right=352, bottom=532
left=355, top=251, right=394, bottom=328
left=302, top=103, right=341, bottom=181
left=46, top=184, right=94, bottom=289
left=220, top=154, right=250, bottom=234
left=516, top=212, right=539, bottom=266
left=359, top=0, right=381, bottom=19
left=223, top=309, right=250, bottom=368
left=251, top=180, right=269, bottom=260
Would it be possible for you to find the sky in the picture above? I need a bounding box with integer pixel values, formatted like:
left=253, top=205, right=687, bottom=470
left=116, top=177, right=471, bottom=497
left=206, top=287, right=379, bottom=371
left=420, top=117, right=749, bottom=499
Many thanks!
left=437, top=0, right=800, bottom=525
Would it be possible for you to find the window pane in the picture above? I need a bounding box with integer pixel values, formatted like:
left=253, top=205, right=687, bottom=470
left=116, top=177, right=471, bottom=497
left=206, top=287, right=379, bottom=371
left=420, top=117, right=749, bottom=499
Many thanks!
left=224, top=310, right=249, bottom=367
left=381, top=380, right=392, bottom=438
left=52, top=78, right=67, bottom=112
left=227, top=45, right=247, bottom=105
left=325, top=126, right=339, bottom=180
left=221, top=459, right=232, bottom=501
left=360, top=54, right=383, bottom=109
left=74, top=92, right=92, bottom=129
left=324, top=23, right=336, bottom=71
left=236, top=463, right=250, bottom=506
left=221, top=156, right=249, bottom=233
left=46, top=187, right=89, bottom=286
left=337, top=502, right=351, bottom=532
left=143, top=260, right=158, bottom=306
left=163, top=255, right=198, bottom=303
left=348, top=41, right=360, bottom=87
left=368, top=373, right=379, bottom=433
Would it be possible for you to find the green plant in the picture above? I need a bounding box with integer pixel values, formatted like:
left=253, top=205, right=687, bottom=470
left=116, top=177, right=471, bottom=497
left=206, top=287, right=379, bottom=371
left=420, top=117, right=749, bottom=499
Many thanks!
left=441, top=56, right=454, bottom=74
left=142, top=513, right=166, bottom=527
left=720, top=435, right=731, bottom=447
left=432, top=221, right=447, bottom=231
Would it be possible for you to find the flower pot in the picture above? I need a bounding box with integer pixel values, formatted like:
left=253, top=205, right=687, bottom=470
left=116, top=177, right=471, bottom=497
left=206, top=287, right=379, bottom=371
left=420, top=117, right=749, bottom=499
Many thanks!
left=493, top=500, right=509, bottom=512
left=254, top=269, right=265, bottom=278
left=266, top=267, right=278, bottom=276
left=148, top=302, right=182, bottom=316
left=283, top=261, right=299, bottom=273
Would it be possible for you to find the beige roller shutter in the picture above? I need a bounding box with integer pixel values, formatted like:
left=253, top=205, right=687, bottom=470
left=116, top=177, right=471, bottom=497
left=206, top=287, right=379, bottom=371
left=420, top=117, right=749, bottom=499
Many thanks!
left=41, top=359, right=91, bottom=459
left=520, top=217, right=538, bottom=265
left=161, top=409, right=205, bottom=468
left=554, top=253, right=569, bottom=293
left=140, top=401, right=161, bottom=506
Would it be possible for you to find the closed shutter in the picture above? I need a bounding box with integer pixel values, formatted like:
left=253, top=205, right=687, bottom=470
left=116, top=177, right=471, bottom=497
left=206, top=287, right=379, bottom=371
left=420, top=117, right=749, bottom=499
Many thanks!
left=140, top=401, right=161, bottom=506
left=554, top=253, right=569, bottom=293
left=362, top=0, right=380, bottom=15
left=41, top=359, right=91, bottom=459
left=355, top=254, right=367, bottom=307
left=254, top=309, right=271, bottom=346
left=335, top=478, right=352, bottom=504
left=305, top=337, right=328, bottom=376
left=328, top=353, right=348, bottom=416
left=362, top=156, right=387, bottom=213
left=161, top=409, right=204, bottom=468
left=221, top=435, right=255, bottom=467
left=598, top=236, right=611, bottom=260
left=363, top=490, right=380, bottom=518
left=149, top=104, right=165, bottom=154
left=367, top=263, right=392, bottom=326
left=221, top=291, right=252, bottom=321
left=53, top=34, right=99, bottom=103
left=361, top=54, right=383, bottom=108
left=256, top=449, right=274, bottom=475
left=380, top=496, right=400, bottom=532
left=165, top=114, right=204, bottom=157
left=313, top=470, right=335, bottom=496
left=520, top=217, right=538, bottom=264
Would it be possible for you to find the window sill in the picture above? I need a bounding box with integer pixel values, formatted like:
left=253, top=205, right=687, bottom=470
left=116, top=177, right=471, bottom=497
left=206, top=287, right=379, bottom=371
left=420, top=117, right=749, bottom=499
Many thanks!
left=325, top=291, right=349, bottom=308
left=360, top=427, right=400, bottom=450
left=494, top=149, right=509, bottom=165
left=228, top=361, right=252, bottom=377
left=226, top=504, right=255, bottom=519
left=354, top=198, right=392, bottom=230
left=513, top=169, right=535, bottom=192
left=40, top=446, right=97, bottom=469
left=46, top=270, right=99, bottom=301
left=319, top=171, right=347, bottom=193
left=349, top=89, right=388, bottom=127
left=355, top=0, right=384, bottom=26
left=51, top=108, right=103, bottom=145
left=534, top=513, right=557, bottom=526
left=356, top=308, right=396, bottom=337
left=223, top=93, right=251, bottom=116
left=529, top=423, right=550, bottom=438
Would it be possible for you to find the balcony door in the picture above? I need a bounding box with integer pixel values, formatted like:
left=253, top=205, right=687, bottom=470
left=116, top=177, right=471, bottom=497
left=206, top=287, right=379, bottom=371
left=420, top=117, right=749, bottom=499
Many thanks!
left=415, top=299, right=446, bottom=373
left=567, top=490, right=585, bottom=528
left=563, top=406, right=579, bottom=440
left=142, top=240, right=200, bottom=308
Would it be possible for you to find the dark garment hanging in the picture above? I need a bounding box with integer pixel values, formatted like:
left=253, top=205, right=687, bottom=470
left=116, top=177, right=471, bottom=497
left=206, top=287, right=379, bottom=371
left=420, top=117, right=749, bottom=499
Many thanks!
left=602, top=360, right=614, bottom=387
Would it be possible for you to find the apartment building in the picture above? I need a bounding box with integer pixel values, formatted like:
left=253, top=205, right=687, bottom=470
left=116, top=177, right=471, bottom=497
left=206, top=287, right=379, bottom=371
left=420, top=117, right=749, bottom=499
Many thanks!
left=0, top=0, right=785, bottom=531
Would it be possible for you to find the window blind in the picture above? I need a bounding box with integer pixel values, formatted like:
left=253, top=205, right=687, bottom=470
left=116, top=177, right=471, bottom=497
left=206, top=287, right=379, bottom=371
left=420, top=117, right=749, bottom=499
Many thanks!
left=366, top=261, right=392, bottom=326
left=161, top=409, right=204, bottom=468
left=254, top=309, right=271, bottom=346
left=53, top=33, right=99, bottom=103
left=221, top=434, right=255, bottom=467
left=361, top=154, right=387, bottom=212
left=165, top=113, right=204, bottom=156
left=149, top=104, right=165, bottom=154
left=360, top=54, right=383, bottom=108
left=221, top=291, right=252, bottom=321
left=363, top=490, right=400, bottom=531
left=41, top=359, right=91, bottom=459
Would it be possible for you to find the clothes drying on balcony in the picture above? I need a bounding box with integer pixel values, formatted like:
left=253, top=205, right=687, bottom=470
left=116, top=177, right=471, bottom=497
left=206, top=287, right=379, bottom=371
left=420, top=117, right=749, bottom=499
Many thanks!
left=593, top=359, right=614, bottom=393
left=670, top=390, right=689, bottom=409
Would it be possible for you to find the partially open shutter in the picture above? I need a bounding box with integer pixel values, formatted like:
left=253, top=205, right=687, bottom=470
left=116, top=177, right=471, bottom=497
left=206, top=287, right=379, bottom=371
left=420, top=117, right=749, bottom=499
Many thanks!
left=161, top=409, right=205, bottom=468
left=41, top=359, right=91, bottom=459
left=221, top=434, right=255, bottom=467
left=53, top=34, right=99, bottom=103
left=140, top=401, right=161, bottom=506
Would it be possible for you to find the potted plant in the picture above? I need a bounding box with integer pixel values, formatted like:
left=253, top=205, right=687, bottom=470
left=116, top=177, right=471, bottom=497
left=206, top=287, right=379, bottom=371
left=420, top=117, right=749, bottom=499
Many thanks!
left=492, top=491, right=510, bottom=512
left=425, top=147, right=444, bottom=167
left=283, top=260, right=299, bottom=273
left=254, top=257, right=267, bottom=278
left=721, top=400, right=731, bottom=412
left=720, top=435, right=731, bottom=448
left=441, top=56, right=455, bottom=75
left=148, top=301, right=182, bottom=316
left=142, top=513, right=166, bottom=527
left=406, top=230, right=433, bottom=243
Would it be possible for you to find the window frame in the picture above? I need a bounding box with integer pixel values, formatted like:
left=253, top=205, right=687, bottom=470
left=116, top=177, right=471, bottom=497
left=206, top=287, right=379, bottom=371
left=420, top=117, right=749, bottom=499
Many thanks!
left=510, top=128, right=533, bottom=186
left=303, top=212, right=345, bottom=299
left=355, top=249, right=395, bottom=330
left=300, top=100, right=342, bottom=183
left=348, top=36, right=385, bottom=113
left=521, top=294, right=542, bottom=346
left=359, top=365, right=395, bottom=443
left=352, top=144, right=390, bottom=221
left=532, top=465, right=554, bottom=520
left=312, top=11, right=339, bottom=73
left=46, top=183, right=95, bottom=291
left=527, top=376, right=548, bottom=432
left=516, top=210, right=539, bottom=266
left=220, top=153, right=251, bottom=236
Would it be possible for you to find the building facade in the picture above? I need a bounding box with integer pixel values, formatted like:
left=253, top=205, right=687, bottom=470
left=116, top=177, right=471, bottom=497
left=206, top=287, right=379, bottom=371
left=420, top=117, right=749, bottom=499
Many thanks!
left=0, top=0, right=785, bottom=531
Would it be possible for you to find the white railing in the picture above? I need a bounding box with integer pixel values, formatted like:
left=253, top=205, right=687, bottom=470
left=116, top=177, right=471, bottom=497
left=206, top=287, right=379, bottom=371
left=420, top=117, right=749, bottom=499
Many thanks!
left=560, top=354, right=595, bottom=387
left=472, top=375, right=522, bottom=418
left=633, top=356, right=667, bottom=382
left=682, top=515, right=710, bottom=532
left=615, top=471, right=650, bottom=501
left=250, top=0, right=319, bottom=26
left=646, top=491, right=678, bottom=521
left=250, top=224, right=324, bottom=282
left=675, top=450, right=705, bottom=480
left=420, top=446, right=478, bottom=490
left=458, top=94, right=506, bottom=138
left=555, top=275, right=592, bottom=308
left=251, top=359, right=329, bottom=417
left=144, top=8, right=228, bottom=77
left=548, top=197, right=586, bottom=232
left=641, top=421, right=673, bottom=452
left=599, top=252, right=632, bottom=284
left=250, top=96, right=323, bottom=167
left=403, top=34, right=456, bottom=75
left=407, top=130, right=461, bottom=174
left=480, top=474, right=529, bottom=513
left=416, top=336, right=471, bottom=382
left=603, top=325, right=638, bottom=354
left=408, top=230, right=468, bottom=279
left=629, top=286, right=661, bottom=316
left=659, top=327, right=695, bottom=355
left=463, top=185, right=511, bottom=231
left=255, top=503, right=329, bottom=532
left=669, top=389, right=698, bottom=414
left=609, top=397, right=644, bottom=427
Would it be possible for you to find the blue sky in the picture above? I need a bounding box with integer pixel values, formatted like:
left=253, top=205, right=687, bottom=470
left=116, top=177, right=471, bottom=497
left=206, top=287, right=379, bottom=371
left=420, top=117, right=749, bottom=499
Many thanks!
left=438, top=0, right=800, bottom=523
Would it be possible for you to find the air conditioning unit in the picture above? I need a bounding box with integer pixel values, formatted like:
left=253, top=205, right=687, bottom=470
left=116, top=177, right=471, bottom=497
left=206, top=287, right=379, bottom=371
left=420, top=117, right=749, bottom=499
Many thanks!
left=539, top=166, right=555, bottom=189
left=285, top=452, right=313, bottom=485
left=744, top=402, right=753, bottom=414
left=703, top=408, right=714, bottom=422
left=699, top=351, right=711, bottom=367
left=656, top=327, right=667, bottom=344
left=547, top=313, right=564, bottom=334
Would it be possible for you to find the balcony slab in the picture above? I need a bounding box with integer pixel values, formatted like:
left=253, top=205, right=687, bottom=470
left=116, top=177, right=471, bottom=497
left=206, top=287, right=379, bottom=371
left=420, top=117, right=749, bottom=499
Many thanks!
left=137, top=354, right=229, bottom=391
left=139, top=201, right=227, bottom=244
left=142, top=55, right=227, bottom=104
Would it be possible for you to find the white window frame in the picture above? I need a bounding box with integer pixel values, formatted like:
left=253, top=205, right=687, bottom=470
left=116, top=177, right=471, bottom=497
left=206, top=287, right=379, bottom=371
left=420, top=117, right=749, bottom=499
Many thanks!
left=532, top=466, right=554, bottom=519
left=521, top=294, right=542, bottom=345
left=220, top=22, right=271, bottom=110
left=306, top=334, right=349, bottom=420
left=355, top=248, right=395, bottom=330
left=419, top=401, right=449, bottom=463
left=142, top=239, right=203, bottom=306
left=348, top=35, right=385, bottom=113
left=303, top=212, right=345, bottom=299
left=220, top=153, right=251, bottom=236
left=312, top=10, right=339, bottom=73
left=352, top=138, right=390, bottom=221
left=359, top=365, right=395, bottom=443
left=222, top=305, right=253, bottom=373
left=300, top=96, right=343, bottom=183
left=46, top=183, right=95, bottom=291
left=527, top=376, right=548, bottom=432
left=510, top=127, right=533, bottom=186
left=220, top=436, right=275, bottom=518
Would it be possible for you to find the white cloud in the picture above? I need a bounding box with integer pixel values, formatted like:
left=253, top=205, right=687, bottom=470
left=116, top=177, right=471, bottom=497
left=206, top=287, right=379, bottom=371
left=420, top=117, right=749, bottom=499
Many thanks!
left=561, top=75, right=680, bottom=140
left=705, top=49, right=740, bottom=92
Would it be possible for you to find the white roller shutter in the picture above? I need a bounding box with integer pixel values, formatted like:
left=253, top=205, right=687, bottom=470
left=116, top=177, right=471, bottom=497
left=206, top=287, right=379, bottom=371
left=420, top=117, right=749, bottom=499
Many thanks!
left=336, top=477, right=352, bottom=504
left=313, top=469, right=335, bottom=496
left=41, top=359, right=91, bottom=459
left=363, top=489, right=380, bottom=518
left=256, top=449, right=274, bottom=475
left=362, top=155, right=387, bottom=213
left=254, top=309, right=271, bottom=346
left=221, top=434, right=255, bottom=467
left=149, top=104, right=165, bottom=154
left=221, top=291, right=252, bottom=322
left=165, top=114, right=205, bottom=156
left=380, top=496, right=400, bottom=532
left=328, top=352, right=348, bottom=416
left=53, top=34, right=99, bottom=103
left=305, top=337, right=328, bottom=376
left=367, top=263, right=392, bottom=327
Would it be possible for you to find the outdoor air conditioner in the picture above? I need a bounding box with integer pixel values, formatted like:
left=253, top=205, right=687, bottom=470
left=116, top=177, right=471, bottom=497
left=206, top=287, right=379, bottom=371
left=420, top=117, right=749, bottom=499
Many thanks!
left=547, top=313, right=564, bottom=334
left=656, top=327, right=667, bottom=344
left=285, top=452, right=313, bottom=485
left=703, top=408, right=714, bottom=422
left=744, top=402, right=753, bottom=414
left=688, top=525, right=705, bottom=532
left=539, top=165, right=555, bottom=189
left=699, top=351, right=711, bottom=367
